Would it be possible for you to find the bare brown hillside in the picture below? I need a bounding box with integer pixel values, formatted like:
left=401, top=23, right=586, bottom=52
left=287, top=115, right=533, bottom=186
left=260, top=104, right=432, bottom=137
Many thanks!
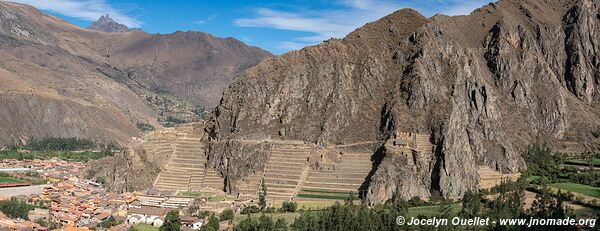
left=0, top=2, right=270, bottom=145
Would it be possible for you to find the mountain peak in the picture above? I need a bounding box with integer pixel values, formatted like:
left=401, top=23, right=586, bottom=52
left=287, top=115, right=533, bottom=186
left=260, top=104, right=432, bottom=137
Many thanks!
left=88, top=14, right=130, bottom=33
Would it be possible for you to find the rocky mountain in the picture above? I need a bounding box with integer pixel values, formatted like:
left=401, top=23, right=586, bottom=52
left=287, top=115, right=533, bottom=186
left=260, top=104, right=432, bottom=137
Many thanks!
left=0, top=2, right=270, bottom=145
left=208, top=0, right=600, bottom=202
left=87, top=14, right=130, bottom=33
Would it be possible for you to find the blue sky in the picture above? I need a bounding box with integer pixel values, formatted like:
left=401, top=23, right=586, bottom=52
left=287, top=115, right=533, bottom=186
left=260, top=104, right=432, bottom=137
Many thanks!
left=12, top=0, right=494, bottom=54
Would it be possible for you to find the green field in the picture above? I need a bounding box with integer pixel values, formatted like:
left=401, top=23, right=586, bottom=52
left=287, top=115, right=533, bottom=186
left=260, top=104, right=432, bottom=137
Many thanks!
left=131, top=224, right=159, bottom=231
left=407, top=203, right=462, bottom=217
left=0, top=176, right=27, bottom=184
left=300, top=189, right=357, bottom=195
left=296, top=189, right=360, bottom=201
left=0, top=150, right=112, bottom=162
left=177, top=191, right=202, bottom=198
left=296, top=193, right=359, bottom=200
left=527, top=175, right=541, bottom=182
left=550, top=183, right=600, bottom=198
left=566, top=159, right=600, bottom=167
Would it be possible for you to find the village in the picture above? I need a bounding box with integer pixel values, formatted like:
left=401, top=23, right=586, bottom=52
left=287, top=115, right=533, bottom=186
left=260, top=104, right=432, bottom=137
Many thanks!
left=0, top=158, right=244, bottom=231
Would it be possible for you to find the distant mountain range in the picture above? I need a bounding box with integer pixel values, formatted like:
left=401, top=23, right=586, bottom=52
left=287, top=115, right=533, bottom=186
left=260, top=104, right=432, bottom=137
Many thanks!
left=0, top=2, right=271, bottom=145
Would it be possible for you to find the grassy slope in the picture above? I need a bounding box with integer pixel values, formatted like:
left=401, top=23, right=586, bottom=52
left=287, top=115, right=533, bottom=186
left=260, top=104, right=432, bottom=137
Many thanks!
left=550, top=183, right=600, bottom=198
left=132, top=224, right=159, bottom=231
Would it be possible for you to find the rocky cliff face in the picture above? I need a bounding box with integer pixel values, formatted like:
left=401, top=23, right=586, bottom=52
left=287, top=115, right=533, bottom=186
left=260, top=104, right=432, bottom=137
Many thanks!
left=87, top=14, right=130, bottom=33
left=0, top=2, right=270, bottom=145
left=210, top=0, right=600, bottom=202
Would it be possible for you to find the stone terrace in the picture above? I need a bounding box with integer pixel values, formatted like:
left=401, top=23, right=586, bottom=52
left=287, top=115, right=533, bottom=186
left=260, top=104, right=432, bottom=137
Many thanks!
left=296, top=152, right=372, bottom=201
left=263, top=141, right=312, bottom=202
left=153, top=124, right=224, bottom=193
left=477, top=165, right=521, bottom=189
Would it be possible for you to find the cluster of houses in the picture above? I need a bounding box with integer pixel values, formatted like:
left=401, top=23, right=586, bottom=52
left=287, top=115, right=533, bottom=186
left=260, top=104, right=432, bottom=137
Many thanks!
left=0, top=158, right=86, bottom=183
left=0, top=158, right=237, bottom=230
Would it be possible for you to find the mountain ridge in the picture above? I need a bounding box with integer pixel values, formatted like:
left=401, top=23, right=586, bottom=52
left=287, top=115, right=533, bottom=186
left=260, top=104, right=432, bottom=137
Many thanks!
left=0, top=1, right=271, bottom=145
left=206, top=0, right=600, bottom=202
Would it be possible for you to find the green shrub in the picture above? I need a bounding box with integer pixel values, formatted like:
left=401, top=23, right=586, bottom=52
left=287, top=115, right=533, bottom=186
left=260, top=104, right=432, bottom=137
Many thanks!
left=592, top=125, right=600, bottom=138
left=280, top=201, right=298, bottom=213
left=136, top=122, right=155, bottom=132
left=265, top=207, right=277, bottom=213
left=0, top=198, right=34, bottom=219
left=165, top=116, right=186, bottom=124
left=241, top=205, right=260, bottom=214
left=219, top=209, right=234, bottom=221
left=197, top=210, right=211, bottom=219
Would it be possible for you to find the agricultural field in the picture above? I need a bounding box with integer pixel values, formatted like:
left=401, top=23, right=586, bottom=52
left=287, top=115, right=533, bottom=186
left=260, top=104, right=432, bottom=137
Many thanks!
left=0, top=176, right=27, bottom=184
left=550, top=183, right=600, bottom=198
left=130, top=224, right=159, bottom=231
left=407, top=203, right=461, bottom=217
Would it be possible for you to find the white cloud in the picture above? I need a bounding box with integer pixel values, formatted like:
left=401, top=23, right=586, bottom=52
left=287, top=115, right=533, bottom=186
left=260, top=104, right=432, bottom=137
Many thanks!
left=193, top=15, right=217, bottom=25
left=234, top=1, right=401, bottom=42
left=277, top=41, right=311, bottom=51
left=10, top=0, right=141, bottom=27
left=440, top=0, right=494, bottom=16
left=234, top=0, right=493, bottom=52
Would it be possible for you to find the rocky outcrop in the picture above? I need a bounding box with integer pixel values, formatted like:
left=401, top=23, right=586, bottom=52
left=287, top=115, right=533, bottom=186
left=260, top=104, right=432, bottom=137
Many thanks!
left=209, top=0, right=600, bottom=203
left=87, top=14, right=131, bottom=33
left=207, top=140, right=272, bottom=193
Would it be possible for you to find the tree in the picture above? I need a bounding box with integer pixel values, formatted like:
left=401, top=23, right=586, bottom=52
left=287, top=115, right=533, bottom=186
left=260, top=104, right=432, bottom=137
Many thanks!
left=235, top=214, right=259, bottom=231
left=241, top=205, right=260, bottom=214
left=257, top=214, right=274, bottom=231
left=160, top=210, right=181, bottom=231
left=274, top=218, right=287, bottom=231
left=259, top=180, right=267, bottom=211
left=280, top=201, right=298, bottom=212
left=459, top=190, right=482, bottom=218
left=438, top=199, right=454, bottom=219
left=345, top=191, right=355, bottom=205
left=408, top=196, right=424, bottom=207
left=527, top=188, right=576, bottom=231
left=0, top=197, right=33, bottom=219
left=220, top=209, right=234, bottom=221
left=203, top=213, right=219, bottom=231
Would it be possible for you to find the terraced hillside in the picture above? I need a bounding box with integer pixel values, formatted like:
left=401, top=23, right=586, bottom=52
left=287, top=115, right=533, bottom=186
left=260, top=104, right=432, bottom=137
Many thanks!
left=263, top=141, right=312, bottom=201
left=477, top=166, right=521, bottom=189
left=153, top=124, right=224, bottom=193
left=296, top=152, right=372, bottom=201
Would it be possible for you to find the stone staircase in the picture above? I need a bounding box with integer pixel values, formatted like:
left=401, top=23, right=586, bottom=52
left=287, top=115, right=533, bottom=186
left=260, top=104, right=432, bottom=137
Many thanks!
left=152, top=125, right=224, bottom=192
left=477, top=165, right=520, bottom=189
left=296, top=152, right=372, bottom=201
left=263, top=142, right=312, bottom=202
